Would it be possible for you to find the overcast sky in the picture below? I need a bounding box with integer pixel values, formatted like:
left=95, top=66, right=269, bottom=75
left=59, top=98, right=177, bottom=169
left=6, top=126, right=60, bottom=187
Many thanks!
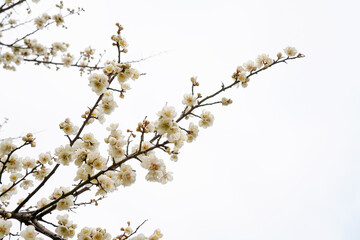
left=1, top=0, right=360, bottom=239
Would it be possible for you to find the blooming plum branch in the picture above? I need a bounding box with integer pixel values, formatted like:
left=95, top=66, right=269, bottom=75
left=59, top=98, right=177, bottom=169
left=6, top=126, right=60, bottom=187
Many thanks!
left=0, top=1, right=304, bottom=239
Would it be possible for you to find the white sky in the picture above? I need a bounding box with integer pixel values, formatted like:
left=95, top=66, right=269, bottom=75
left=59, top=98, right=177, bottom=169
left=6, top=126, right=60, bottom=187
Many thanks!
left=1, top=0, right=360, bottom=239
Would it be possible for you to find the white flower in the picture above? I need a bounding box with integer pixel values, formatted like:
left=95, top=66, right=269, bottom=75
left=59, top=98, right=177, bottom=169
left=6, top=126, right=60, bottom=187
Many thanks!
left=55, top=214, right=77, bottom=239
left=105, top=124, right=127, bottom=160
left=148, top=229, right=163, bottom=240
left=141, top=154, right=165, bottom=171
left=105, top=171, right=121, bottom=187
left=186, top=122, right=199, bottom=143
left=14, top=55, right=22, bottom=65
left=20, top=179, right=34, bottom=190
left=243, top=60, right=257, bottom=72
left=22, top=157, right=36, bottom=170
left=236, top=65, right=245, bottom=74
left=284, top=46, right=297, bottom=57
left=118, top=164, right=136, bottom=186
left=256, top=53, right=273, bottom=68
left=20, top=225, right=37, bottom=240
left=100, top=91, right=118, bottom=114
left=84, top=46, right=95, bottom=56
left=221, top=97, right=232, bottom=106
left=107, top=141, right=126, bottom=160
left=131, top=69, right=140, bottom=80
left=155, top=118, right=175, bottom=136
left=52, top=14, right=64, bottom=26
left=86, top=152, right=106, bottom=170
left=33, top=166, right=50, bottom=180
left=56, top=195, right=74, bottom=210
left=119, top=38, right=128, bottom=48
left=145, top=170, right=164, bottom=182
left=50, top=186, right=70, bottom=200
left=0, top=138, right=16, bottom=156
left=141, top=154, right=168, bottom=183
left=51, top=42, right=68, bottom=53
left=106, top=123, right=119, bottom=133
left=73, top=148, right=89, bottom=167
left=124, top=227, right=133, bottom=234
left=199, top=110, right=214, bottom=128
left=153, top=229, right=163, bottom=238
left=104, top=63, right=115, bottom=75
left=82, top=133, right=99, bottom=151
left=8, top=19, right=16, bottom=25
left=74, top=164, right=93, bottom=181
left=77, top=227, right=111, bottom=240
left=36, top=197, right=50, bottom=209
left=128, top=234, right=147, bottom=240
left=182, top=93, right=196, bottom=107
left=173, top=130, right=187, bottom=150
left=9, top=172, right=23, bottom=182
left=1, top=52, right=15, bottom=64
left=121, top=82, right=131, bottom=90
left=97, top=175, right=116, bottom=194
left=0, top=183, right=17, bottom=201
left=3, top=154, right=22, bottom=172
left=38, top=152, right=52, bottom=165
left=61, top=53, right=74, bottom=67
left=0, top=219, right=12, bottom=238
left=34, top=16, right=46, bottom=29
left=167, top=126, right=181, bottom=142
left=131, top=141, right=152, bottom=153
left=157, top=105, right=177, bottom=119
left=170, top=154, right=178, bottom=162
left=117, top=67, right=136, bottom=83
left=159, top=171, right=173, bottom=184
left=33, top=43, right=47, bottom=56
left=88, top=73, right=109, bottom=95
left=54, top=145, right=74, bottom=165
left=236, top=72, right=246, bottom=82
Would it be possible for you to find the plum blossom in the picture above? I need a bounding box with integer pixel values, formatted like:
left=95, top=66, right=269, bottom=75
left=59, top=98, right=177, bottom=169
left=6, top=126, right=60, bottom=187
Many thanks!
left=284, top=46, right=297, bottom=56
left=20, top=225, right=37, bottom=240
left=54, top=145, right=74, bottom=165
left=0, top=219, right=12, bottom=238
left=59, top=118, right=78, bottom=135
left=182, top=93, right=196, bottom=107
left=88, top=73, right=109, bottom=95
left=199, top=110, right=214, bottom=128
left=186, top=122, right=199, bottom=143
left=56, top=195, right=74, bottom=211
left=55, top=214, right=77, bottom=239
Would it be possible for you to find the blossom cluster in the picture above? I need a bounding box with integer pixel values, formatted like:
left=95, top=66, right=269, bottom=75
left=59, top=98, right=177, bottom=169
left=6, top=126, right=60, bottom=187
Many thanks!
left=0, top=136, right=53, bottom=203
left=77, top=227, right=111, bottom=240
left=55, top=214, right=77, bottom=239
left=0, top=2, right=90, bottom=71
left=232, top=46, right=300, bottom=88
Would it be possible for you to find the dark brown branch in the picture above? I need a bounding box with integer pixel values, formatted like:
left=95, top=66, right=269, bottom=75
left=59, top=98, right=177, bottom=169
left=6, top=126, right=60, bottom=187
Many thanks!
left=37, top=186, right=90, bottom=219
left=32, top=218, right=63, bottom=240
left=32, top=140, right=169, bottom=217
left=175, top=54, right=305, bottom=124
left=0, top=0, right=26, bottom=14
left=0, top=163, right=41, bottom=198
left=0, top=141, right=30, bottom=183
left=127, top=220, right=148, bottom=239
left=22, top=58, right=100, bottom=70
left=14, top=164, right=60, bottom=213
